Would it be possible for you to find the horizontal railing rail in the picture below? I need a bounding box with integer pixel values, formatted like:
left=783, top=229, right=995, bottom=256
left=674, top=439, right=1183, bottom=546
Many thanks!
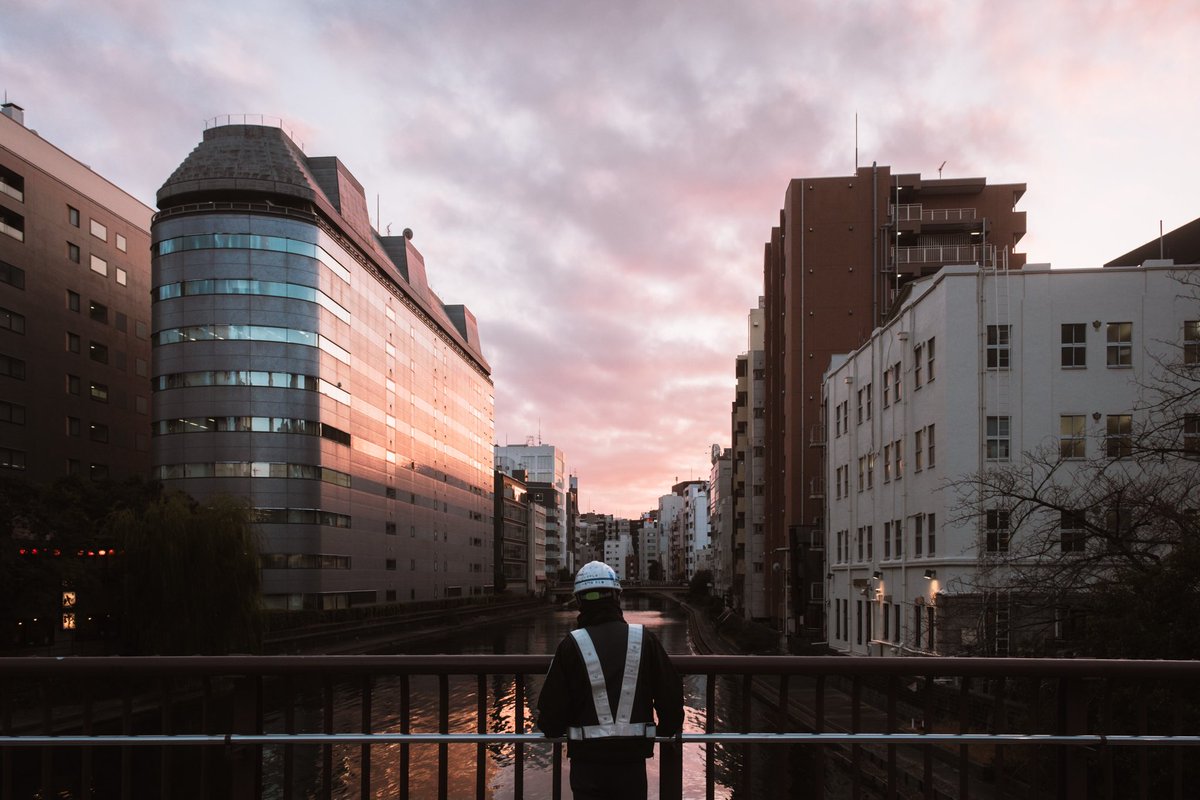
left=4, top=655, right=1200, bottom=800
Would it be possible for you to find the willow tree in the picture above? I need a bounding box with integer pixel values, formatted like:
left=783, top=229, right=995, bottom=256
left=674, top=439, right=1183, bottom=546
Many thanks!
left=114, top=491, right=262, bottom=655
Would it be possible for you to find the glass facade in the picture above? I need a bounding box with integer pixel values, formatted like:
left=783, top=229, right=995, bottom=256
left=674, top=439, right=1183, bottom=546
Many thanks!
left=152, top=197, right=494, bottom=609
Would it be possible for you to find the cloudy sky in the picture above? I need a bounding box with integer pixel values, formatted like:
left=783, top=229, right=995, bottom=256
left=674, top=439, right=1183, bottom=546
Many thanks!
left=4, top=0, right=1198, bottom=516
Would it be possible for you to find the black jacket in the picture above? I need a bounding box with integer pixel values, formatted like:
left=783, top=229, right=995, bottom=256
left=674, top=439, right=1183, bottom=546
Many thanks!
left=536, top=599, right=684, bottom=762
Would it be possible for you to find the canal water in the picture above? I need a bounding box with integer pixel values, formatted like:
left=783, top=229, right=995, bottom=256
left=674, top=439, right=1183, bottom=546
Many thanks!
left=263, top=593, right=768, bottom=799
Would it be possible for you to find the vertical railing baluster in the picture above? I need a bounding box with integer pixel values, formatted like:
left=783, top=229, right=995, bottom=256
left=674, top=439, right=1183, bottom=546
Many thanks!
left=255, top=675, right=265, bottom=800
left=438, top=674, right=449, bottom=799
left=283, top=676, right=294, bottom=800
left=160, top=678, right=172, bottom=800
left=851, top=675, right=861, bottom=800
left=81, top=686, right=93, bottom=800
left=399, top=674, right=410, bottom=800
left=739, top=672, right=752, bottom=797
left=885, top=674, right=896, bottom=800
left=475, top=674, right=486, bottom=800
left=777, top=673, right=791, bottom=797
left=1059, top=677, right=1087, bottom=800
left=2, top=673, right=11, bottom=800
left=360, top=675, right=372, bottom=800
left=707, top=672, right=716, bottom=800
left=994, top=675, right=1006, bottom=798
left=1137, top=693, right=1148, bottom=800
left=814, top=674, right=826, bottom=800
left=1100, top=679, right=1113, bottom=800
left=201, top=677, right=211, bottom=800
left=958, top=676, right=970, bottom=800
left=121, top=685, right=132, bottom=800
left=322, top=675, right=333, bottom=800
left=41, top=678, right=51, bottom=800
left=514, top=674, right=525, bottom=800
left=1171, top=689, right=1182, bottom=800
left=922, top=675, right=933, bottom=800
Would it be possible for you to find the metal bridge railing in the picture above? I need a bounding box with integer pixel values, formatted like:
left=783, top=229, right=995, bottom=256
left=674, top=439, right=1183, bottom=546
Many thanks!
left=2, top=655, right=1199, bottom=799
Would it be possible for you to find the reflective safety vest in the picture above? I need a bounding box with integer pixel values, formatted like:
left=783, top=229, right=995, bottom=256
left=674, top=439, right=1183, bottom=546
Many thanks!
left=567, top=623, right=656, bottom=740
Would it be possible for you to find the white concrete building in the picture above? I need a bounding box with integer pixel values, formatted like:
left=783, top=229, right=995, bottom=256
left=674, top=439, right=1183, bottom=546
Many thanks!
left=495, top=443, right=568, bottom=578
left=824, top=263, right=1200, bottom=656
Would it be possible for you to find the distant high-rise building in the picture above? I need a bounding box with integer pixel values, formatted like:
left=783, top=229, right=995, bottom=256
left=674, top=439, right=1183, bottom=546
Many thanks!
left=152, top=123, right=494, bottom=610
left=708, top=444, right=733, bottom=601
left=495, top=443, right=568, bottom=578
left=0, top=102, right=154, bottom=484
left=763, top=165, right=1027, bottom=640
left=494, top=469, right=543, bottom=596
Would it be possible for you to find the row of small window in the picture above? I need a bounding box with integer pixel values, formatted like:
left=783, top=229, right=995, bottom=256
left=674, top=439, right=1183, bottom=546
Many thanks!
left=155, top=232, right=351, bottom=283
left=261, top=553, right=352, bottom=570
left=835, top=424, right=937, bottom=496
left=993, top=321, right=1174, bottom=371
left=252, top=509, right=352, bottom=528
left=153, top=416, right=351, bottom=445
left=833, top=514, right=937, bottom=563
left=833, top=599, right=936, bottom=652
left=66, top=244, right=130, bottom=285
left=152, top=324, right=351, bottom=364
left=153, top=462, right=351, bottom=486
left=982, top=508, right=1139, bottom=554
left=66, top=418, right=111, bottom=441
left=154, top=279, right=351, bottom=323
left=985, top=413, right=1195, bottom=461
left=832, top=340, right=937, bottom=437
left=65, top=205, right=128, bottom=251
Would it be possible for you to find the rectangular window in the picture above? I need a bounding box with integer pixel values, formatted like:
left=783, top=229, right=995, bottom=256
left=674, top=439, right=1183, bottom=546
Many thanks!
left=892, top=363, right=902, bottom=403
left=67, top=242, right=80, bottom=263
left=90, top=301, right=108, bottom=323
left=67, top=374, right=80, bottom=395
left=0, top=259, right=24, bottom=290
left=926, top=338, right=935, bottom=382
left=882, top=368, right=891, bottom=408
left=893, top=439, right=903, bottom=480
left=1106, top=414, right=1132, bottom=458
left=89, top=423, right=109, bottom=443
left=865, top=525, right=873, bottom=561
left=986, top=416, right=1011, bottom=461
left=0, top=207, right=25, bottom=242
left=89, top=254, right=108, bottom=276
left=856, top=389, right=863, bottom=424
left=914, top=428, right=924, bottom=471
left=1105, top=507, right=1132, bottom=552
left=866, top=454, right=874, bottom=489
left=857, top=527, right=863, bottom=561
left=1185, top=414, right=1200, bottom=458
left=0, top=354, right=25, bottom=380
left=67, top=291, right=80, bottom=312
left=116, top=268, right=127, bottom=286
left=985, top=509, right=1010, bottom=553
left=89, top=341, right=108, bottom=364
left=385, top=559, right=397, bottom=571
left=116, top=233, right=127, bottom=252
left=67, top=332, right=80, bottom=353
left=68, top=206, right=80, bottom=227
left=67, top=416, right=80, bottom=436
left=89, top=381, right=108, bottom=403
left=0, top=164, right=23, bottom=202
left=1106, top=322, right=1132, bottom=368
left=926, top=513, right=936, bottom=556
left=89, top=219, right=107, bottom=241
left=1060, top=510, right=1087, bottom=553
left=1061, top=323, right=1087, bottom=368
left=883, top=521, right=891, bottom=559
left=857, top=456, right=864, bottom=492
left=0, top=401, right=25, bottom=425
left=1060, top=414, right=1086, bottom=459
left=883, top=443, right=892, bottom=482
left=913, top=515, right=924, bottom=557
left=987, top=325, right=1011, bottom=370
left=0, top=307, right=24, bottom=335
left=892, top=520, right=902, bottom=558
left=914, top=343, right=923, bottom=388
left=1185, top=321, right=1200, bottom=365
left=865, top=383, right=872, bottom=419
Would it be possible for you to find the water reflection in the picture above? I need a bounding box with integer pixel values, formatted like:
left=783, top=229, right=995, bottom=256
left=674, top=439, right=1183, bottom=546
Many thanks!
left=261, top=594, right=747, bottom=799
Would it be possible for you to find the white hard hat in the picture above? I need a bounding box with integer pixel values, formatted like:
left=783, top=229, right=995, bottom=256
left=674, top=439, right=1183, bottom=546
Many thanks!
left=574, top=561, right=621, bottom=596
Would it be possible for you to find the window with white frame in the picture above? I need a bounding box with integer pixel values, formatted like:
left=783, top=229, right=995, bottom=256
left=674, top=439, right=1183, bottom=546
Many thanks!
left=926, top=513, right=936, bottom=555
left=1186, top=414, right=1200, bottom=458
left=914, top=427, right=924, bottom=471
left=893, top=439, right=903, bottom=480
left=914, top=343, right=923, bottom=387
left=866, top=454, right=875, bottom=489
left=926, top=337, right=935, bottom=381
left=856, top=527, right=864, bottom=561
left=865, top=525, right=873, bottom=561
left=856, top=388, right=864, bottom=424
left=882, top=368, right=891, bottom=408
left=883, top=443, right=892, bottom=482
left=1060, top=414, right=1086, bottom=459
left=986, top=416, right=1010, bottom=461
left=865, top=382, right=872, bottom=419
left=892, top=519, right=902, bottom=557
left=927, top=424, right=936, bottom=467
left=883, top=521, right=892, bottom=559
left=985, top=509, right=1010, bottom=552
left=1060, top=510, right=1087, bottom=553
left=892, top=362, right=902, bottom=403
left=987, top=325, right=1011, bottom=370
left=1061, top=323, right=1086, bottom=368
left=913, top=514, right=924, bottom=557
left=1106, top=322, right=1132, bottom=368
left=1106, top=414, right=1132, bottom=458
left=1186, top=320, right=1200, bottom=365
left=857, top=456, right=865, bottom=492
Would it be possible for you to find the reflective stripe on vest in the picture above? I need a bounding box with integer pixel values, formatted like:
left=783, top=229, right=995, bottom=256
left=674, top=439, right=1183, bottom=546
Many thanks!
left=567, top=624, right=655, bottom=740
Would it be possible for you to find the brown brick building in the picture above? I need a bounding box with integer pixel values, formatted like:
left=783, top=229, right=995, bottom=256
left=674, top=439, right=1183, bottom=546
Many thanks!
left=0, top=103, right=154, bottom=484
left=762, top=165, right=1026, bottom=643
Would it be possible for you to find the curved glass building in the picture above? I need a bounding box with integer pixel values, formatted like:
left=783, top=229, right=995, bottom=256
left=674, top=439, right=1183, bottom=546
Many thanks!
left=153, top=124, right=494, bottom=610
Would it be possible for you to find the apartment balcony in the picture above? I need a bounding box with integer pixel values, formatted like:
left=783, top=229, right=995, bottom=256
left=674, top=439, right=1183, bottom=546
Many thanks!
left=892, top=243, right=989, bottom=267
left=892, top=204, right=978, bottom=234
left=808, top=425, right=826, bottom=447
left=808, top=477, right=825, bottom=499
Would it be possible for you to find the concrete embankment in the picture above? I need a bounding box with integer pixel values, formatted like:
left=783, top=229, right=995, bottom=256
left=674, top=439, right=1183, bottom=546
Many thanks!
left=264, top=597, right=552, bottom=655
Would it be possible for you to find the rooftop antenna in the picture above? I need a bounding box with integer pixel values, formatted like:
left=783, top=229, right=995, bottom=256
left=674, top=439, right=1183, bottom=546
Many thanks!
left=1160, top=220, right=1164, bottom=260
left=938, top=161, right=947, bottom=179
left=854, top=113, right=858, bottom=170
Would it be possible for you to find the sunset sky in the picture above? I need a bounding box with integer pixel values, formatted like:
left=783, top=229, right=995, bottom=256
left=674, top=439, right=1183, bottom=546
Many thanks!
left=4, top=1, right=1198, bottom=516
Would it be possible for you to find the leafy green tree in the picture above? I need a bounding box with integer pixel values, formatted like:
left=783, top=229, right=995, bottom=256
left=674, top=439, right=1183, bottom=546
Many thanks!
left=114, top=491, right=261, bottom=655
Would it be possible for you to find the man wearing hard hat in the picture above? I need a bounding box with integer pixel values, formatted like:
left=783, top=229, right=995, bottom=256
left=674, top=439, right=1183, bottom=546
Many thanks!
left=537, top=561, right=684, bottom=799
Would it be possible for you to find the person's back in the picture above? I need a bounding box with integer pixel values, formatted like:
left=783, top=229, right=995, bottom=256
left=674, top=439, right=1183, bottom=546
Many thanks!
left=537, top=562, right=683, bottom=799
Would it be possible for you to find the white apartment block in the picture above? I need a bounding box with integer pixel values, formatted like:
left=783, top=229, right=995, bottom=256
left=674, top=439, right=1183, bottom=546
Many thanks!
left=495, top=443, right=568, bottom=577
left=824, top=263, right=1199, bottom=656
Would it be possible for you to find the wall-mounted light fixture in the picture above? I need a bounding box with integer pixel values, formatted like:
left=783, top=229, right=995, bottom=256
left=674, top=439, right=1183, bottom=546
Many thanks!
left=1092, top=320, right=1102, bottom=330
left=924, top=569, right=937, bottom=580
left=1092, top=412, right=1101, bottom=421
